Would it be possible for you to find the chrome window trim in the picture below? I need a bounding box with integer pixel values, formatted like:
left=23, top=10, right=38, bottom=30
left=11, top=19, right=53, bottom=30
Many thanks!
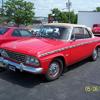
left=69, top=26, right=94, bottom=41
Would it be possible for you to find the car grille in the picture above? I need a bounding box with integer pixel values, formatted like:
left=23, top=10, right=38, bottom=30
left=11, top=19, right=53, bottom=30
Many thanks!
left=5, top=50, right=26, bottom=63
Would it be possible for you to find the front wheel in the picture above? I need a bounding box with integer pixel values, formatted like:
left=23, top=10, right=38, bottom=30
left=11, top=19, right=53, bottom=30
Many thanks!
left=45, top=59, right=63, bottom=81
left=90, top=48, right=98, bottom=61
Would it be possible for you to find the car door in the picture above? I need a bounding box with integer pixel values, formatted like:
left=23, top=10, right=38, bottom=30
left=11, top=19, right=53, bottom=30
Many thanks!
left=69, top=27, right=87, bottom=64
left=83, top=28, right=95, bottom=57
left=0, top=28, right=16, bottom=45
left=3, top=29, right=23, bottom=43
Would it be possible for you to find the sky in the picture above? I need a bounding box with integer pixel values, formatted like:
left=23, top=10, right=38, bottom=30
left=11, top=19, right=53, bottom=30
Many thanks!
left=0, top=0, right=100, bottom=17
left=27, top=0, right=100, bottom=17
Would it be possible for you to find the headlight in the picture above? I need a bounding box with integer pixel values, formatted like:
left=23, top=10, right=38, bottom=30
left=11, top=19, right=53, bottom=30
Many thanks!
left=26, top=56, right=40, bottom=66
left=1, top=49, right=9, bottom=57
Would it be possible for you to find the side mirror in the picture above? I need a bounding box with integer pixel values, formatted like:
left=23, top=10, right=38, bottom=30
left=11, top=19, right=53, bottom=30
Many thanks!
left=72, top=37, right=76, bottom=41
left=71, top=34, right=76, bottom=41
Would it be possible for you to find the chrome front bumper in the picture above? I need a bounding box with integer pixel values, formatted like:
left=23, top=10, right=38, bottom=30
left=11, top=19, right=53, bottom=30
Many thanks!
left=0, top=57, right=43, bottom=74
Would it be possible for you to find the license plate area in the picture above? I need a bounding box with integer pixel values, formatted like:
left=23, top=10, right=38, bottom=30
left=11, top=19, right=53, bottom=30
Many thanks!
left=8, top=65, right=16, bottom=72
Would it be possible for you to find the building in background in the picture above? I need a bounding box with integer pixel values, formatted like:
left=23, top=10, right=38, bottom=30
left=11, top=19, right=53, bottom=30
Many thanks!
left=78, top=11, right=100, bottom=28
left=33, top=17, right=48, bottom=24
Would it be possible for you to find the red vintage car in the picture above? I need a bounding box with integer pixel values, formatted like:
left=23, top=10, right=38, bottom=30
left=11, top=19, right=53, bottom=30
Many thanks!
left=0, top=27, right=33, bottom=45
left=0, top=23, right=100, bottom=81
left=92, top=24, right=100, bottom=36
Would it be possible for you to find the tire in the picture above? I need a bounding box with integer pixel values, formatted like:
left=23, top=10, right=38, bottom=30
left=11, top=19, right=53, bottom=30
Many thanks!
left=45, top=59, right=63, bottom=81
left=90, top=48, right=98, bottom=61
left=0, top=67, right=5, bottom=72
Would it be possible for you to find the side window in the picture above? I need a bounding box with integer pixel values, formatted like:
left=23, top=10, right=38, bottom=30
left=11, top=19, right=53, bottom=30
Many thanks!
left=71, top=27, right=84, bottom=39
left=12, top=29, right=33, bottom=37
left=19, top=30, right=32, bottom=37
left=84, top=28, right=92, bottom=38
left=12, top=30, right=21, bottom=37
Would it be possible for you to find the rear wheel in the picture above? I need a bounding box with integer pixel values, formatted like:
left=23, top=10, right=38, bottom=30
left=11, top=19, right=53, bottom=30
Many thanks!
left=45, top=59, right=63, bottom=81
left=90, top=48, right=98, bottom=61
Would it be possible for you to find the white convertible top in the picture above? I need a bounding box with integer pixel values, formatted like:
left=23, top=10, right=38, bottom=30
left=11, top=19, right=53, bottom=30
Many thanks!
left=45, top=23, right=94, bottom=38
left=45, top=23, right=87, bottom=28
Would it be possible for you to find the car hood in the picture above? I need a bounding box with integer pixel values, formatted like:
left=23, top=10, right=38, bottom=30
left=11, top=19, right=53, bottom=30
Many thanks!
left=1, top=38, right=67, bottom=57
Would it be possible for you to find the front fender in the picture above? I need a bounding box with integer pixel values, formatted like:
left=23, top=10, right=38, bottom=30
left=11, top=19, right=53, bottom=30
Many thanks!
left=95, top=42, right=100, bottom=49
left=39, top=53, right=66, bottom=74
left=40, top=53, right=65, bottom=62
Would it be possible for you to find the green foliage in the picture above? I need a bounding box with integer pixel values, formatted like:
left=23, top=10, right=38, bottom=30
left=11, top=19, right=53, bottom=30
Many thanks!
left=51, top=8, right=61, bottom=21
left=4, top=0, right=35, bottom=26
left=96, top=7, right=100, bottom=12
left=49, top=8, right=77, bottom=24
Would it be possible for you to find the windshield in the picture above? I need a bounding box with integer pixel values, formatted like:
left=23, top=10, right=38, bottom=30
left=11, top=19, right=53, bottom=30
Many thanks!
left=34, top=26, right=70, bottom=40
left=0, top=27, right=9, bottom=35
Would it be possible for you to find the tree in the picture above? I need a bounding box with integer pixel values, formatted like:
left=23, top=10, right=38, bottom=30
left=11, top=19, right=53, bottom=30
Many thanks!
left=96, top=7, right=100, bottom=12
left=4, top=0, right=35, bottom=26
left=51, top=8, right=61, bottom=21
left=49, top=8, right=77, bottom=24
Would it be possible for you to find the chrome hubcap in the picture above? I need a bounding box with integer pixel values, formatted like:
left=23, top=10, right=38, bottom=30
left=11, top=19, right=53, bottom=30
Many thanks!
left=49, top=62, right=60, bottom=78
left=93, top=49, right=97, bottom=59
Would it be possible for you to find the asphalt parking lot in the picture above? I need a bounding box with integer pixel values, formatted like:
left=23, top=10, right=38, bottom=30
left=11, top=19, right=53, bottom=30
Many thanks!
left=0, top=50, right=100, bottom=100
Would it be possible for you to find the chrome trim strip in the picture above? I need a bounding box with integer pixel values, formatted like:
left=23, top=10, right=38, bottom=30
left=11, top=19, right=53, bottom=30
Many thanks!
left=0, top=57, right=43, bottom=74
left=39, top=40, right=100, bottom=57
